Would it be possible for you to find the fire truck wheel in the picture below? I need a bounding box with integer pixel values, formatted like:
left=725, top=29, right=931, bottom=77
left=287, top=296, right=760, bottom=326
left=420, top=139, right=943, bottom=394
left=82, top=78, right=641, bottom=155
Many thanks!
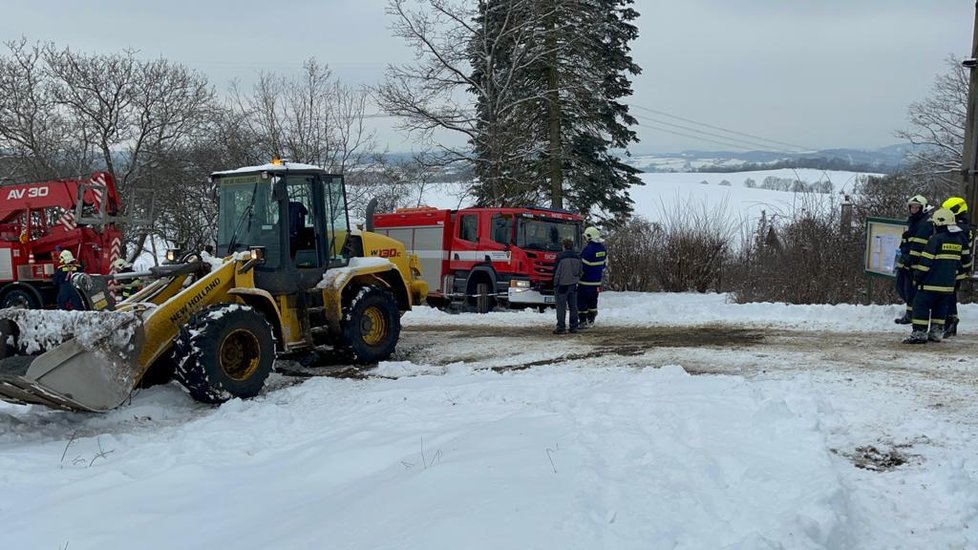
left=342, top=285, right=400, bottom=364
left=474, top=282, right=494, bottom=313
left=1, top=288, right=39, bottom=310
left=173, top=304, right=275, bottom=404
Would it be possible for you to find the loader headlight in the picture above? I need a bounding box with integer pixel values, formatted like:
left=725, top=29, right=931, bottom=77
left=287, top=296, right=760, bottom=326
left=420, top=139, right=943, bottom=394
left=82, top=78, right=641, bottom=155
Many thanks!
left=248, top=246, right=266, bottom=263
left=165, top=248, right=180, bottom=263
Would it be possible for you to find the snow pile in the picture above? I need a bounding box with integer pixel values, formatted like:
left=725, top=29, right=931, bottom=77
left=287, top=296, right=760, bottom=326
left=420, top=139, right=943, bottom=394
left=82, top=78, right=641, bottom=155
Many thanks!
left=403, top=290, right=923, bottom=333
left=318, top=256, right=394, bottom=290
left=0, top=309, right=141, bottom=355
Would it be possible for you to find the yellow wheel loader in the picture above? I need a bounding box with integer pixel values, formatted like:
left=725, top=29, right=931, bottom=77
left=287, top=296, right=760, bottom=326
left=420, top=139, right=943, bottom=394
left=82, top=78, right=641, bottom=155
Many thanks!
left=0, top=160, right=427, bottom=412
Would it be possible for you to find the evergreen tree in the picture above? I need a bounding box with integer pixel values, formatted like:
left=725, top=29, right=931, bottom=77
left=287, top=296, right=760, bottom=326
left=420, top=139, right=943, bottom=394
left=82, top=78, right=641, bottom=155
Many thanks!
left=467, top=0, right=548, bottom=207
left=469, top=0, right=642, bottom=219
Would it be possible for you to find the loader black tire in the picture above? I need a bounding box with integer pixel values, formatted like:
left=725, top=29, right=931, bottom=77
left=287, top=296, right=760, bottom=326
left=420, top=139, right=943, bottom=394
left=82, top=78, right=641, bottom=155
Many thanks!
left=341, top=286, right=400, bottom=364
left=173, top=304, right=275, bottom=404
left=0, top=319, right=18, bottom=359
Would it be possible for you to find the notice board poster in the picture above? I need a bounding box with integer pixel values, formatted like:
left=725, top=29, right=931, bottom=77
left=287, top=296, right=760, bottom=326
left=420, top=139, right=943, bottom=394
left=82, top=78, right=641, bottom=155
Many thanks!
left=864, top=217, right=906, bottom=279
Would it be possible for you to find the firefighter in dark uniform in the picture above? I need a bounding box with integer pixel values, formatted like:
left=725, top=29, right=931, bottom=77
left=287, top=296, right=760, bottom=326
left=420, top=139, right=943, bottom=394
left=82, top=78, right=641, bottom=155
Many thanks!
left=109, top=258, right=142, bottom=301
left=578, top=226, right=608, bottom=329
left=904, top=208, right=963, bottom=344
left=940, top=197, right=973, bottom=337
left=53, top=249, right=84, bottom=310
left=894, top=195, right=931, bottom=324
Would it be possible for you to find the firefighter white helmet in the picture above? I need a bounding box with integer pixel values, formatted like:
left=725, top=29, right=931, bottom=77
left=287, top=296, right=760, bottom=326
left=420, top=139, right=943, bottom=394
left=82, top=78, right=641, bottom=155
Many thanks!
left=584, top=226, right=603, bottom=243
left=930, top=207, right=955, bottom=227
left=907, top=195, right=928, bottom=208
left=112, top=258, right=130, bottom=271
left=59, top=250, right=75, bottom=264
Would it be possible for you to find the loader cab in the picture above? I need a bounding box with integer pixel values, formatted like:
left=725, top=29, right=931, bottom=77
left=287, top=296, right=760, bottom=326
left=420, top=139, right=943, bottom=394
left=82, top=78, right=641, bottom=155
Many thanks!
left=213, top=163, right=350, bottom=293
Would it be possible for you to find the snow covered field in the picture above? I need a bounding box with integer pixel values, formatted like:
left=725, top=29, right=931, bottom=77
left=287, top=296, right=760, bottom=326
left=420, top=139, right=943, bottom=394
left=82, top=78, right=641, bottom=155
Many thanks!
left=415, top=168, right=871, bottom=233
left=3, top=169, right=976, bottom=549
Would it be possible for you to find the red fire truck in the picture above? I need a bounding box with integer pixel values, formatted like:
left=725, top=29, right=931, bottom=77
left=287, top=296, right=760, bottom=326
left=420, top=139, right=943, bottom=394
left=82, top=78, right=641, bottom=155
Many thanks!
left=373, top=206, right=583, bottom=312
left=0, top=172, right=124, bottom=309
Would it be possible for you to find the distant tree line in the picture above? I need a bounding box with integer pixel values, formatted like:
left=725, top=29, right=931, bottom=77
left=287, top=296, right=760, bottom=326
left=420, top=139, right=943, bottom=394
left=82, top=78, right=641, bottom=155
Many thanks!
left=743, top=176, right=834, bottom=194
left=692, top=156, right=900, bottom=174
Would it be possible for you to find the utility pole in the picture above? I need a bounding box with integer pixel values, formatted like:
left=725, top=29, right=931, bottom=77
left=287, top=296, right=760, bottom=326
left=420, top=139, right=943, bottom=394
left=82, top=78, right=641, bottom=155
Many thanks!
left=962, top=2, right=978, bottom=228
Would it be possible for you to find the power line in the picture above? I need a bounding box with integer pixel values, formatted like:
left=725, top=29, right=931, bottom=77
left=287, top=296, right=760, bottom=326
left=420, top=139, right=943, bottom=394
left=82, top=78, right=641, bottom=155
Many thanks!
left=632, top=113, right=799, bottom=153
left=633, top=122, right=757, bottom=151
left=627, top=103, right=814, bottom=151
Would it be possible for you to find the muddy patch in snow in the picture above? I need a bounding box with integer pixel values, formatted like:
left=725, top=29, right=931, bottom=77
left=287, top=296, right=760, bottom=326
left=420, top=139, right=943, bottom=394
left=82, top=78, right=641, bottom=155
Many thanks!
left=834, top=438, right=928, bottom=471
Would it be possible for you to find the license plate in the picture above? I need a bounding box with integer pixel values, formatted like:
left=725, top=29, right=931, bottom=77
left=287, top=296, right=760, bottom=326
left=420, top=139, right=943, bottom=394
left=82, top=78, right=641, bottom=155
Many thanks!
left=543, top=296, right=555, bottom=304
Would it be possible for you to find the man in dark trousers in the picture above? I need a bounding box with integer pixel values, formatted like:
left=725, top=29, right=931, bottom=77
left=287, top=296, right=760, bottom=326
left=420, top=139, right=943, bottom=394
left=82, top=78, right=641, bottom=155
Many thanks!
left=940, top=197, right=972, bottom=337
left=894, top=195, right=931, bottom=324
left=578, top=226, right=608, bottom=328
left=53, top=249, right=84, bottom=310
left=904, top=208, right=963, bottom=344
left=552, top=238, right=582, bottom=334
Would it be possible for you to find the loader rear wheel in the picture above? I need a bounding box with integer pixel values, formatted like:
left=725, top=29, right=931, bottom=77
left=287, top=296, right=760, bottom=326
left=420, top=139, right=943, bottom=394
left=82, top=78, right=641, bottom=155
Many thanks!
left=341, top=286, right=400, bottom=364
left=173, top=304, right=275, bottom=404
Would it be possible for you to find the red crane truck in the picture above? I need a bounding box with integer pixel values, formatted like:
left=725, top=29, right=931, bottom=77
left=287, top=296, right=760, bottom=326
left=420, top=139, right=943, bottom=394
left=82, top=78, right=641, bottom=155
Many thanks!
left=372, top=206, right=583, bottom=312
left=0, top=172, right=124, bottom=309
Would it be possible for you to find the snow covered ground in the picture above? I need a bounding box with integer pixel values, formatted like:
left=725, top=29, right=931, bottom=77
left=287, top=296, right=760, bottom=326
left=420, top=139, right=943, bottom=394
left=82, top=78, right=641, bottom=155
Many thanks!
left=2, top=292, right=978, bottom=550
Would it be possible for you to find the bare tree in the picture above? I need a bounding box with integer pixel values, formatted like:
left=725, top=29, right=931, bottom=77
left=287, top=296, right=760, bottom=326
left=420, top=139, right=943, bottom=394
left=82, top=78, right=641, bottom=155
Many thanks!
left=377, top=0, right=481, bottom=161
left=0, top=38, right=219, bottom=261
left=376, top=0, right=552, bottom=194
left=895, top=55, right=967, bottom=187
left=0, top=38, right=87, bottom=180
left=226, top=58, right=383, bottom=211
left=229, top=59, right=378, bottom=171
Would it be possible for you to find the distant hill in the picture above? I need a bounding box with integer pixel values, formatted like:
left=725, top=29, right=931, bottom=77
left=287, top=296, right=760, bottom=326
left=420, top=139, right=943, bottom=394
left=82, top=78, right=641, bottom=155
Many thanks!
left=624, top=144, right=919, bottom=174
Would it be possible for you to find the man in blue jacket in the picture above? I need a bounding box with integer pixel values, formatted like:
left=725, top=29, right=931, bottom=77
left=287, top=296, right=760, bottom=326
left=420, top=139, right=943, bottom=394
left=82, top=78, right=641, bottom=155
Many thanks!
left=578, top=226, right=608, bottom=328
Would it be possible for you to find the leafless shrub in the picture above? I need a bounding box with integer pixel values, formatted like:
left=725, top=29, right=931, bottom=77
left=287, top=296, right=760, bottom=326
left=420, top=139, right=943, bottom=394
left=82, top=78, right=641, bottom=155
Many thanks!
left=653, top=196, right=737, bottom=293
left=604, top=216, right=660, bottom=291
left=728, top=190, right=896, bottom=304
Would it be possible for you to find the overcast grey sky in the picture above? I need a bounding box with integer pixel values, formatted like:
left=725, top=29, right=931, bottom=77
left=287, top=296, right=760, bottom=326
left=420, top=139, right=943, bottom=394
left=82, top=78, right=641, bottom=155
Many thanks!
left=1, top=0, right=971, bottom=154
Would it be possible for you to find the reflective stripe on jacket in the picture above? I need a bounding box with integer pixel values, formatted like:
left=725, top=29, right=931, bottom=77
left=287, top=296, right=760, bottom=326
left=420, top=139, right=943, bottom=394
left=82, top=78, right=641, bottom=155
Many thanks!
left=913, top=227, right=963, bottom=293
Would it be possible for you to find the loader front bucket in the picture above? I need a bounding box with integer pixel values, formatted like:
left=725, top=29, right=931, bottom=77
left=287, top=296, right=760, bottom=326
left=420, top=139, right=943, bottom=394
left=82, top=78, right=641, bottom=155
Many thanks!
left=0, top=309, right=144, bottom=412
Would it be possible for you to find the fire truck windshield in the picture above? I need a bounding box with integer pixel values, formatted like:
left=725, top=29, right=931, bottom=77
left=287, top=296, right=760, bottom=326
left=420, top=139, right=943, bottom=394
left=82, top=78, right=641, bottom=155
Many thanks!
left=516, top=218, right=580, bottom=252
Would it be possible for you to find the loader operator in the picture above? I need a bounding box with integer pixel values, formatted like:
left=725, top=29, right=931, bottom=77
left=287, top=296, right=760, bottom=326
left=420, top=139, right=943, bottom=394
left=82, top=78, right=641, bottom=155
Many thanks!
left=53, top=249, right=84, bottom=310
left=288, top=200, right=309, bottom=258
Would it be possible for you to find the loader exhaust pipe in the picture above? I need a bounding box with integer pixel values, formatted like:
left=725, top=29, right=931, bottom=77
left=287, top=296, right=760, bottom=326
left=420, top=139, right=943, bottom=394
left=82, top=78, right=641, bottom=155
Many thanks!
left=365, top=198, right=378, bottom=232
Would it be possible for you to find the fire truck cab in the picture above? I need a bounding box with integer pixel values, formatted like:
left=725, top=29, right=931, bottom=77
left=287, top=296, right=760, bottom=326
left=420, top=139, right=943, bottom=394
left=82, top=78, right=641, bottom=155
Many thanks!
left=0, top=172, right=124, bottom=309
left=373, top=206, right=583, bottom=312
